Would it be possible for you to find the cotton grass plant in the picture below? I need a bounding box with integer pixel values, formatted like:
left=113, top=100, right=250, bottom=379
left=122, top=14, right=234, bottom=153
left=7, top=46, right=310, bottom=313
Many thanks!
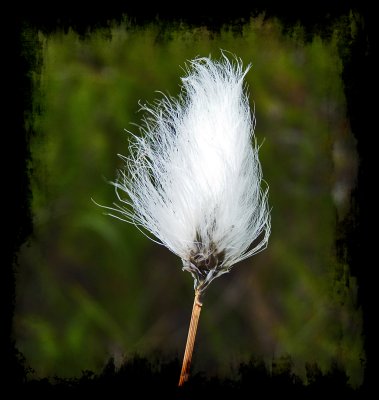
left=98, top=52, right=271, bottom=385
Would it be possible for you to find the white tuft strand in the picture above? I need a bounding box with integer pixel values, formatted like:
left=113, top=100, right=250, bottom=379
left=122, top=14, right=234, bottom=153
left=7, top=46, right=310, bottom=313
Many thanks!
left=104, top=52, right=271, bottom=293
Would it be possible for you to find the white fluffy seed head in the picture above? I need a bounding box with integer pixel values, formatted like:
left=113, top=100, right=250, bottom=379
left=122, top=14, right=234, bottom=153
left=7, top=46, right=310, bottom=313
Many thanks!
left=104, top=52, right=271, bottom=292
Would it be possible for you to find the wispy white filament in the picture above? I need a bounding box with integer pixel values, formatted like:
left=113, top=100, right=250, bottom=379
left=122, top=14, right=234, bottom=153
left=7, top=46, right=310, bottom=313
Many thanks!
left=103, top=53, right=271, bottom=292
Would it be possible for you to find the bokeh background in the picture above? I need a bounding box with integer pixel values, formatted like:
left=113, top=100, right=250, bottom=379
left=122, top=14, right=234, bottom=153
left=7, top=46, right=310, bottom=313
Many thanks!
left=15, top=17, right=363, bottom=386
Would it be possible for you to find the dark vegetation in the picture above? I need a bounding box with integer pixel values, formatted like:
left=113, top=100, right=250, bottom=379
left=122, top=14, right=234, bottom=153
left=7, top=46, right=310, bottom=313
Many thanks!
left=17, top=354, right=361, bottom=398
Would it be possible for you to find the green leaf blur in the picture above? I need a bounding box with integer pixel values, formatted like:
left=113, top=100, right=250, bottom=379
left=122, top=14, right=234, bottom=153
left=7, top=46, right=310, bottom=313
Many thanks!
left=15, top=17, right=363, bottom=387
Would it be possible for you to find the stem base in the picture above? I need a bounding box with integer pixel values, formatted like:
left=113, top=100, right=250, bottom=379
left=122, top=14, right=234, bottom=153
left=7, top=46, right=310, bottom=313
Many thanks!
left=178, top=290, right=202, bottom=386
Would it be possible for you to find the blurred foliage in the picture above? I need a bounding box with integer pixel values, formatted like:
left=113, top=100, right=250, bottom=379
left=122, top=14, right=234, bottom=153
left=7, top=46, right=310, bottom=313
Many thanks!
left=18, top=354, right=359, bottom=397
left=15, top=17, right=363, bottom=387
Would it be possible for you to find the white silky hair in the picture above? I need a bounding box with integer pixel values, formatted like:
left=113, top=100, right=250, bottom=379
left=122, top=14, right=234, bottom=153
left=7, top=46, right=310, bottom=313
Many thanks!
left=102, top=53, right=271, bottom=292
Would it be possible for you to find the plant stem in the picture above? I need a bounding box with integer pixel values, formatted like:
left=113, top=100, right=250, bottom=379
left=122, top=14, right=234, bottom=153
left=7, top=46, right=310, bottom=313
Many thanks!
left=178, top=289, right=203, bottom=386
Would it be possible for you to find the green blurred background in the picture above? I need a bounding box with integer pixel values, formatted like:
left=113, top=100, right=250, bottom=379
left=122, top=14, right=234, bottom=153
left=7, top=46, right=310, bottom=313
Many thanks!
left=15, top=17, right=363, bottom=386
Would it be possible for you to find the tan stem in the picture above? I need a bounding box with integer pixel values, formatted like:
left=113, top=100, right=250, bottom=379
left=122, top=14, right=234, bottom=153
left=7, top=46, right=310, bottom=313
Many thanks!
left=178, top=289, right=203, bottom=386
